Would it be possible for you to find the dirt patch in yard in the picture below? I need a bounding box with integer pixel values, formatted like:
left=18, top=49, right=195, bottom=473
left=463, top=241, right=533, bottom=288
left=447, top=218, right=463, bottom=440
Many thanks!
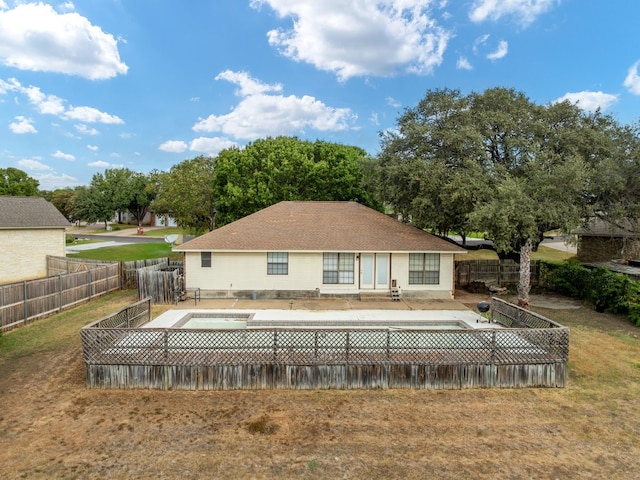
left=1, top=294, right=639, bottom=479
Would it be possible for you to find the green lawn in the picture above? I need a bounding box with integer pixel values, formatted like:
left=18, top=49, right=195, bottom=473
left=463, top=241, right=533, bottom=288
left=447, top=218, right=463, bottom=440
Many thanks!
left=67, top=242, right=179, bottom=262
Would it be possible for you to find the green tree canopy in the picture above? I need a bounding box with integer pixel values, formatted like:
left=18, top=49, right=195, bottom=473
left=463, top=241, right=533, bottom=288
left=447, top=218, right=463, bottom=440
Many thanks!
left=0, top=168, right=39, bottom=196
left=151, top=156, right=217, bottom=234
left=213, top=136, right=378, bottom=226
left=377, top=87, right=597, bottom=305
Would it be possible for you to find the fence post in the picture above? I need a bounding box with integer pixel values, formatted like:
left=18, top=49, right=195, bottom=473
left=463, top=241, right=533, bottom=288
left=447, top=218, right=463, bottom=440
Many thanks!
left=345, top=331, right=350, bottom=365
left=58, top=273, right=63, bottom=313
left=88, top=269, right=93, bottom=300
left=273, top=330, right=278, bottom=363
left=490, top=330, right=497, bottom=387
left=386, top=330, right=391, bottom=362
left=23, top=280, right=28, bottom=325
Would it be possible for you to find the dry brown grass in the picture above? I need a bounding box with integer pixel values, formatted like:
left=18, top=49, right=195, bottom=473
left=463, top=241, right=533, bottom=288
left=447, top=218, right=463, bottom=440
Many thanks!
left=0, top=294, right=638, bottom=479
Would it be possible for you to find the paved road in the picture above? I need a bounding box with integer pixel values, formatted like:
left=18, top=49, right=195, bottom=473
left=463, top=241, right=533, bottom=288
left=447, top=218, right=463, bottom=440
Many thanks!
left=66, top=226, right=170, bottom=252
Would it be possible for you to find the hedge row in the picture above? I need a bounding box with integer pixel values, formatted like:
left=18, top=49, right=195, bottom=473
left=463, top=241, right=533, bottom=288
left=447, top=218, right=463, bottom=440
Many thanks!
left=540, top=260, right=640, bottom=326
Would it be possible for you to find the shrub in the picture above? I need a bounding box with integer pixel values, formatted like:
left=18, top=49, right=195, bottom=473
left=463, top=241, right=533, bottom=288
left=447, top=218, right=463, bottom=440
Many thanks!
left=542, top=260, right=640, bottom=325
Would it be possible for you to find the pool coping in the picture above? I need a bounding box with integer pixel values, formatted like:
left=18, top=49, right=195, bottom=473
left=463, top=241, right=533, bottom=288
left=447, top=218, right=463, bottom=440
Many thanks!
left=144, top=309, right=499, bottom=330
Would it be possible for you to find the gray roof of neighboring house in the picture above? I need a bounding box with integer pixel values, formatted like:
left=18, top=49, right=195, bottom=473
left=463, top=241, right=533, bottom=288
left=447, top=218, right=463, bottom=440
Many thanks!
left=0, top=196, right=71, bottom=229
left=576, top=218, right=639, bottom=238
left=176, top=201, right=466, bottom=253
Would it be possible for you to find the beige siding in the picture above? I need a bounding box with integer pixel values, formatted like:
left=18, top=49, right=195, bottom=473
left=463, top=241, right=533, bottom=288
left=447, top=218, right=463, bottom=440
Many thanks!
left=0, top=229, right=67, bottom=283
left=184, top=251, right=455, bottom=298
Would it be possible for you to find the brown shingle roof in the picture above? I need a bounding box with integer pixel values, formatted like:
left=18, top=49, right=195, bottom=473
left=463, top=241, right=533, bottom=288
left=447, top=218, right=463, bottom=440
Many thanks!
left=176, top=201, right=465, bottom=253
left=0, top=196, right=71, bottom=229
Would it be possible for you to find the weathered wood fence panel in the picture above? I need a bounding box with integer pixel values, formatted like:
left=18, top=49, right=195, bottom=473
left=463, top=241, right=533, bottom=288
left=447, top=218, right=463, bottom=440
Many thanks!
left=80, top=298, right=569, bottom=390
left=122, top=258, right=182, bottom=289
left=455, top=260, right=540, bottom=287
left=137, top=264, right=182, bottom=304
left=0, top=257, right=121, bottom=332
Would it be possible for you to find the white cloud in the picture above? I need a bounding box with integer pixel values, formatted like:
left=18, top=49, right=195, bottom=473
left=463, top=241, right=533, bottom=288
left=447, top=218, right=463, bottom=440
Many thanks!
left=190, top=137, right=238, bottom=155
left=554, top=91, right=618, bottom=112
left=87, top=144, right=99, bottom=151
left=64, top=106, right=123, bottom=124
left=254, top=0, right=451, bottom=80
left=88, top=160, right=110, bottom=168
left=469, top=0, right=558, bottom=26
left=386, top=96, right=402, bottom=108
left=0, top=3, right=127, bottom=79
left=216, top=70, right=282, bottom=96
left=487, top=40, right=508, bottom=60
left=36, top=172, right=79, bottom=190
left=457, top=56, right=473, bottom=70
left=52, top=150, right=75, bottom=161
left=18, top=158, right=51, bottom=171
left=193, top=71, right=357, bottom=140
left=370, top=113, right=380, bottom=126
left=1, top=77, right=123, bottom=125
left=23, top=85, right=65, bottom=115
left=9, top=115, right=37, bottom=134
left=159, top=140, right=188, bottom=153
left=75, top=124, right=99, bottom=136
left=88, top=160, right=122, bottom=168
left=623, top=61, right=640, bottom=95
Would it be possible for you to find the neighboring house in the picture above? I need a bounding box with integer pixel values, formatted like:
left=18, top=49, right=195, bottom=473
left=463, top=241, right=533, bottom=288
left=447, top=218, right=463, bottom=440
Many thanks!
left=576, top=218, right=640, bottom=263
left=174, top=201, right=466, bottom=299
left=0, top=196, right=71, bottom=284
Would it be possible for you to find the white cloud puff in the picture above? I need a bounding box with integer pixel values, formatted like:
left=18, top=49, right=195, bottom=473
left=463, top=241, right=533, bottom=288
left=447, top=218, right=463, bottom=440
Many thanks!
left=0, top=3, right=127, bottom=79
left=623, top=61, right=640, bottom=95
left=52, top=150, right=75, bottom=161
left=457, top=56, right=473, bottom=70
left=159, top=140, right=188, bottom=153
left=253, top=0, right=451, bottom=80
left=9, top=115, right=37, bottom=134
left=1, top=77, right=123, bottom=125
left=189, top=137, right=238, bottom=155
left=487, top=40, right=508, bottom=60
left=75, top=124, right=100, bottom=136
left=37, top=172, right=80, bottom=190
left=193, top=71, right=357, bottom=140
left=63, top=106, right=123, bottom=124
left=554, top=91, right=618, bottom=112
left=469, top=0, right=558, bottom=26
left=18, top=158, right=51, bottom=171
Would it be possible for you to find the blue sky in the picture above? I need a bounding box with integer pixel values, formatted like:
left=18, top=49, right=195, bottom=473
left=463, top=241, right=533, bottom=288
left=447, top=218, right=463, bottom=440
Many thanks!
left=1, top=0, right=640, bottom=190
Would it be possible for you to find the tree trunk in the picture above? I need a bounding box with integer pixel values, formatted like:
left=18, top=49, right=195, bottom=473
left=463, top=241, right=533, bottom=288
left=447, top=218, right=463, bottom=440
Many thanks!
left=518, top=241, right=532, bottom=307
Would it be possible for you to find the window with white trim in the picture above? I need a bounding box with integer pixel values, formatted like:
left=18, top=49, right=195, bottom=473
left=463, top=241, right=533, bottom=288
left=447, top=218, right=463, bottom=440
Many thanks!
left=201, top=252, right=211, bottom=268
left=323, top=253, right=355, bottom=284
left=408, top=253, right=440, bottom=284
left=267, top=252, right=288, bottom=275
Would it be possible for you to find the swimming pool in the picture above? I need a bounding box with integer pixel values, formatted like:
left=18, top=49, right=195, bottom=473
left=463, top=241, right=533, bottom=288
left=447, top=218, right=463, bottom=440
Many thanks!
left=144, top=309, right=491, bottom=330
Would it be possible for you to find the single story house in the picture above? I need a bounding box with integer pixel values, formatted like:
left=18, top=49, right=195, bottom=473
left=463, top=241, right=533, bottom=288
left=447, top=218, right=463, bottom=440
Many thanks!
left=0, top=196, right=71, bottom=284
left=576, top=218, right=640, bottom=263
left=174, top=201, right=466, bottom=299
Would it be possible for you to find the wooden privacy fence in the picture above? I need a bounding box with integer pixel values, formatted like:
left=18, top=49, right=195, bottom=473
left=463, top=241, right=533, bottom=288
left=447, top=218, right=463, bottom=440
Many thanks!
left=137, top=262, right=183, bottom=304
left=122, top=258, right=182, bottom=289
left=80, top=298, right=569, bottom=390
left=455, top=260, right=540, bottom=287
left=0, top=257, right=121, bottom=332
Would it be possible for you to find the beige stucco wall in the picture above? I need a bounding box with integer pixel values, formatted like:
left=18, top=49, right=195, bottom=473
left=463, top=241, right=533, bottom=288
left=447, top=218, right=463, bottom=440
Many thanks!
left=0, top=228, right=67, bottom=283
left=183, top=251, right=456, bottom=298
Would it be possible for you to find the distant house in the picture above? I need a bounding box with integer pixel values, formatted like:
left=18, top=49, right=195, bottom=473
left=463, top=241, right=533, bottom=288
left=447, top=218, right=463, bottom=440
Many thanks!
left=576, top=218, right=640, bottom=263
left=0, top=196, right=71, bottom=283
left=174, top=201, right=466, bottom=299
